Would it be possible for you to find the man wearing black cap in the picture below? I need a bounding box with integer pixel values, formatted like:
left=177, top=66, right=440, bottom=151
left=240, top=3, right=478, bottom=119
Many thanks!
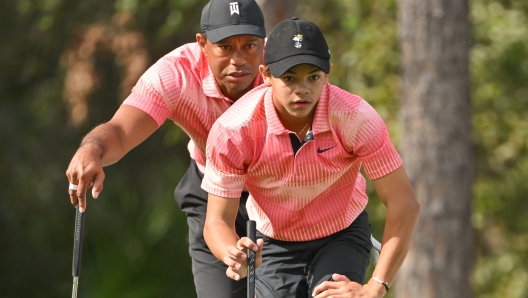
left=65, top=0, right=266, bottom=297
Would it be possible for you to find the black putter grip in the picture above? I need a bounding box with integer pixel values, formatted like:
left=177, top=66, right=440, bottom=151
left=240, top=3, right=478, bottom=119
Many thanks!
left=72, top=205, right=85, bottom=277
left=246, top=220, right=256, bottom=298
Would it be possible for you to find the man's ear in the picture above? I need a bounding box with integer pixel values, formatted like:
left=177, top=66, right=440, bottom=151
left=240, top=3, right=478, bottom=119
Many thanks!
left=196, top=33, right=207, bottom=54
left=259, top=65, right=272, bottom=87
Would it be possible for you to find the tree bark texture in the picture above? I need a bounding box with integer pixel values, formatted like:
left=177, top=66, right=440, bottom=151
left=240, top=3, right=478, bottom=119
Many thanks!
left=256, top=0, right=297, bottom=35
left=396, top=0, right=474, bottom=297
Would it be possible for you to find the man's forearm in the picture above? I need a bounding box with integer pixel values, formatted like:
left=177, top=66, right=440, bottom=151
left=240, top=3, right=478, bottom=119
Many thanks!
left=79, top=123, right=128, bottom=166
left=77, top=105, right=159, bottom=166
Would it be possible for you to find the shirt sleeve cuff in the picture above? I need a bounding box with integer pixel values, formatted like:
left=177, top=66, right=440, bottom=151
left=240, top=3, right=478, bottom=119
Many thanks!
left=361, top=139, right=403, bottom=180
left=122, top=92, right=171, bottom=127
left=201, top=164, right=246, bottom=198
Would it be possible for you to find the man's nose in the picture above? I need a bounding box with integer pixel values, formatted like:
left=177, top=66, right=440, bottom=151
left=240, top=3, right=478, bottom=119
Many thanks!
left=231, top=49, right=246, bottom=65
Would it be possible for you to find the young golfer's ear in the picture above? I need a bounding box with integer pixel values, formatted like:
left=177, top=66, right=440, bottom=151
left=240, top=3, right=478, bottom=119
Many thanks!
left=260, top=65, right=272, bottom=86
left=323, top=63, right=332, bottom=79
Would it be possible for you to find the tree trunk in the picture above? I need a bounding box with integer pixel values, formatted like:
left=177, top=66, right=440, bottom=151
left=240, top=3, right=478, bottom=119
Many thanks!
left=256, top=0, right=297, bottom=35
left=396, top=0, right=474, bottom=297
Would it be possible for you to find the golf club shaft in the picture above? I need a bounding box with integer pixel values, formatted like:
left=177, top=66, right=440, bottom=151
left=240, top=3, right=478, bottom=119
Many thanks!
left=72, top=205, right=85, bottom=298
left=246, top=220, right=256, bottom=298
left=370, top=235, right=382, bottom=267
left=370, top=235, right=382, bottom=252
left=72, top=277, right=79, bottom=298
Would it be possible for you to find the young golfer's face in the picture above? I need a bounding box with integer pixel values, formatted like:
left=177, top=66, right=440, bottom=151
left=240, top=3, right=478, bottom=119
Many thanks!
left=198, top=34, right=264, bottom=101
left=263, top=64, right=328, bottom=120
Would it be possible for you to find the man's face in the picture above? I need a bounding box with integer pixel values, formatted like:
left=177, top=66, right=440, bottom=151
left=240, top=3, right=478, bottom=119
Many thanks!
left=197, top=34, right=264, bottom=101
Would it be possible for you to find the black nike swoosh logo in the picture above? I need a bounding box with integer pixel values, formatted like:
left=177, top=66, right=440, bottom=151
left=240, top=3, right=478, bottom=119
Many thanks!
left=317, top=146, right=336, bottom=153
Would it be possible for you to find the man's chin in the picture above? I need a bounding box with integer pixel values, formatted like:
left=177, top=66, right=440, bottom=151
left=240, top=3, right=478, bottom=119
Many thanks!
left=224, top=81, right=252, bottom=94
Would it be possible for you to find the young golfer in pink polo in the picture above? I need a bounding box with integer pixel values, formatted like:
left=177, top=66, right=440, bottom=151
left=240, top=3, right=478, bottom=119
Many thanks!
left=202, top=17, right=420, bottom=298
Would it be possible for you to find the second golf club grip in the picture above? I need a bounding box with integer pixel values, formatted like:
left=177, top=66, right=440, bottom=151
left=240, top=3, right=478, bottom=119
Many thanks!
left=246, top=220, right=256, bottom=298
left=72, top=205, right=85, bottom=277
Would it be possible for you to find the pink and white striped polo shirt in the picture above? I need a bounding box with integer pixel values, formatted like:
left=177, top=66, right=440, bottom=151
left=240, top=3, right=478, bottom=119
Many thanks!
left=122, top=42, right=263, bottom=172
left=202, top=83, right=402, bottom=241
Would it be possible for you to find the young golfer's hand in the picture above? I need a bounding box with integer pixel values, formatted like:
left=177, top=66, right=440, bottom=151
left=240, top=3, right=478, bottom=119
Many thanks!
left=223, top=237, right=263, bottom=281
left=312, top=273, right=385, bottom=298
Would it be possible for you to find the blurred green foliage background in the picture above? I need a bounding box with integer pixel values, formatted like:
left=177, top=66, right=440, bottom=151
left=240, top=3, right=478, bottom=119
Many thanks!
left=0, top=0, right=527, bottom=297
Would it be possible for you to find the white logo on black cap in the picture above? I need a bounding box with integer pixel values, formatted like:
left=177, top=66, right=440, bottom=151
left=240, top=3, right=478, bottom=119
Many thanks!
left=229, top=2, right=240, bottom=16
left=293, top=34, right=303, bottom=48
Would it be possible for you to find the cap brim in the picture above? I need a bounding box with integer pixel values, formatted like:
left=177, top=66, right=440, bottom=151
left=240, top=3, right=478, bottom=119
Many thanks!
left=267, top=55, right=330, bottom=78
left=206, top=25, right=266, bottom=43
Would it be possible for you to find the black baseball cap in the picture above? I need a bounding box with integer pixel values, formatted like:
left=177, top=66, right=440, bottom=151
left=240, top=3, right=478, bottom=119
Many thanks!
left=264, top=17, right=330, bottom=78
left=201, top=0, right=266, bottom=43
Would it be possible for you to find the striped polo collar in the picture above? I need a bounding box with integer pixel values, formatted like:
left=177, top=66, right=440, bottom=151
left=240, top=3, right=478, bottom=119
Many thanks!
left=264, top=82, right=332, bottom=135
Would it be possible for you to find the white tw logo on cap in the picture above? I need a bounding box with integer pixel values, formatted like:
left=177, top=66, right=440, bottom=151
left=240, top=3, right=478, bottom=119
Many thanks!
left=230, top=2, right=240, bottom=15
